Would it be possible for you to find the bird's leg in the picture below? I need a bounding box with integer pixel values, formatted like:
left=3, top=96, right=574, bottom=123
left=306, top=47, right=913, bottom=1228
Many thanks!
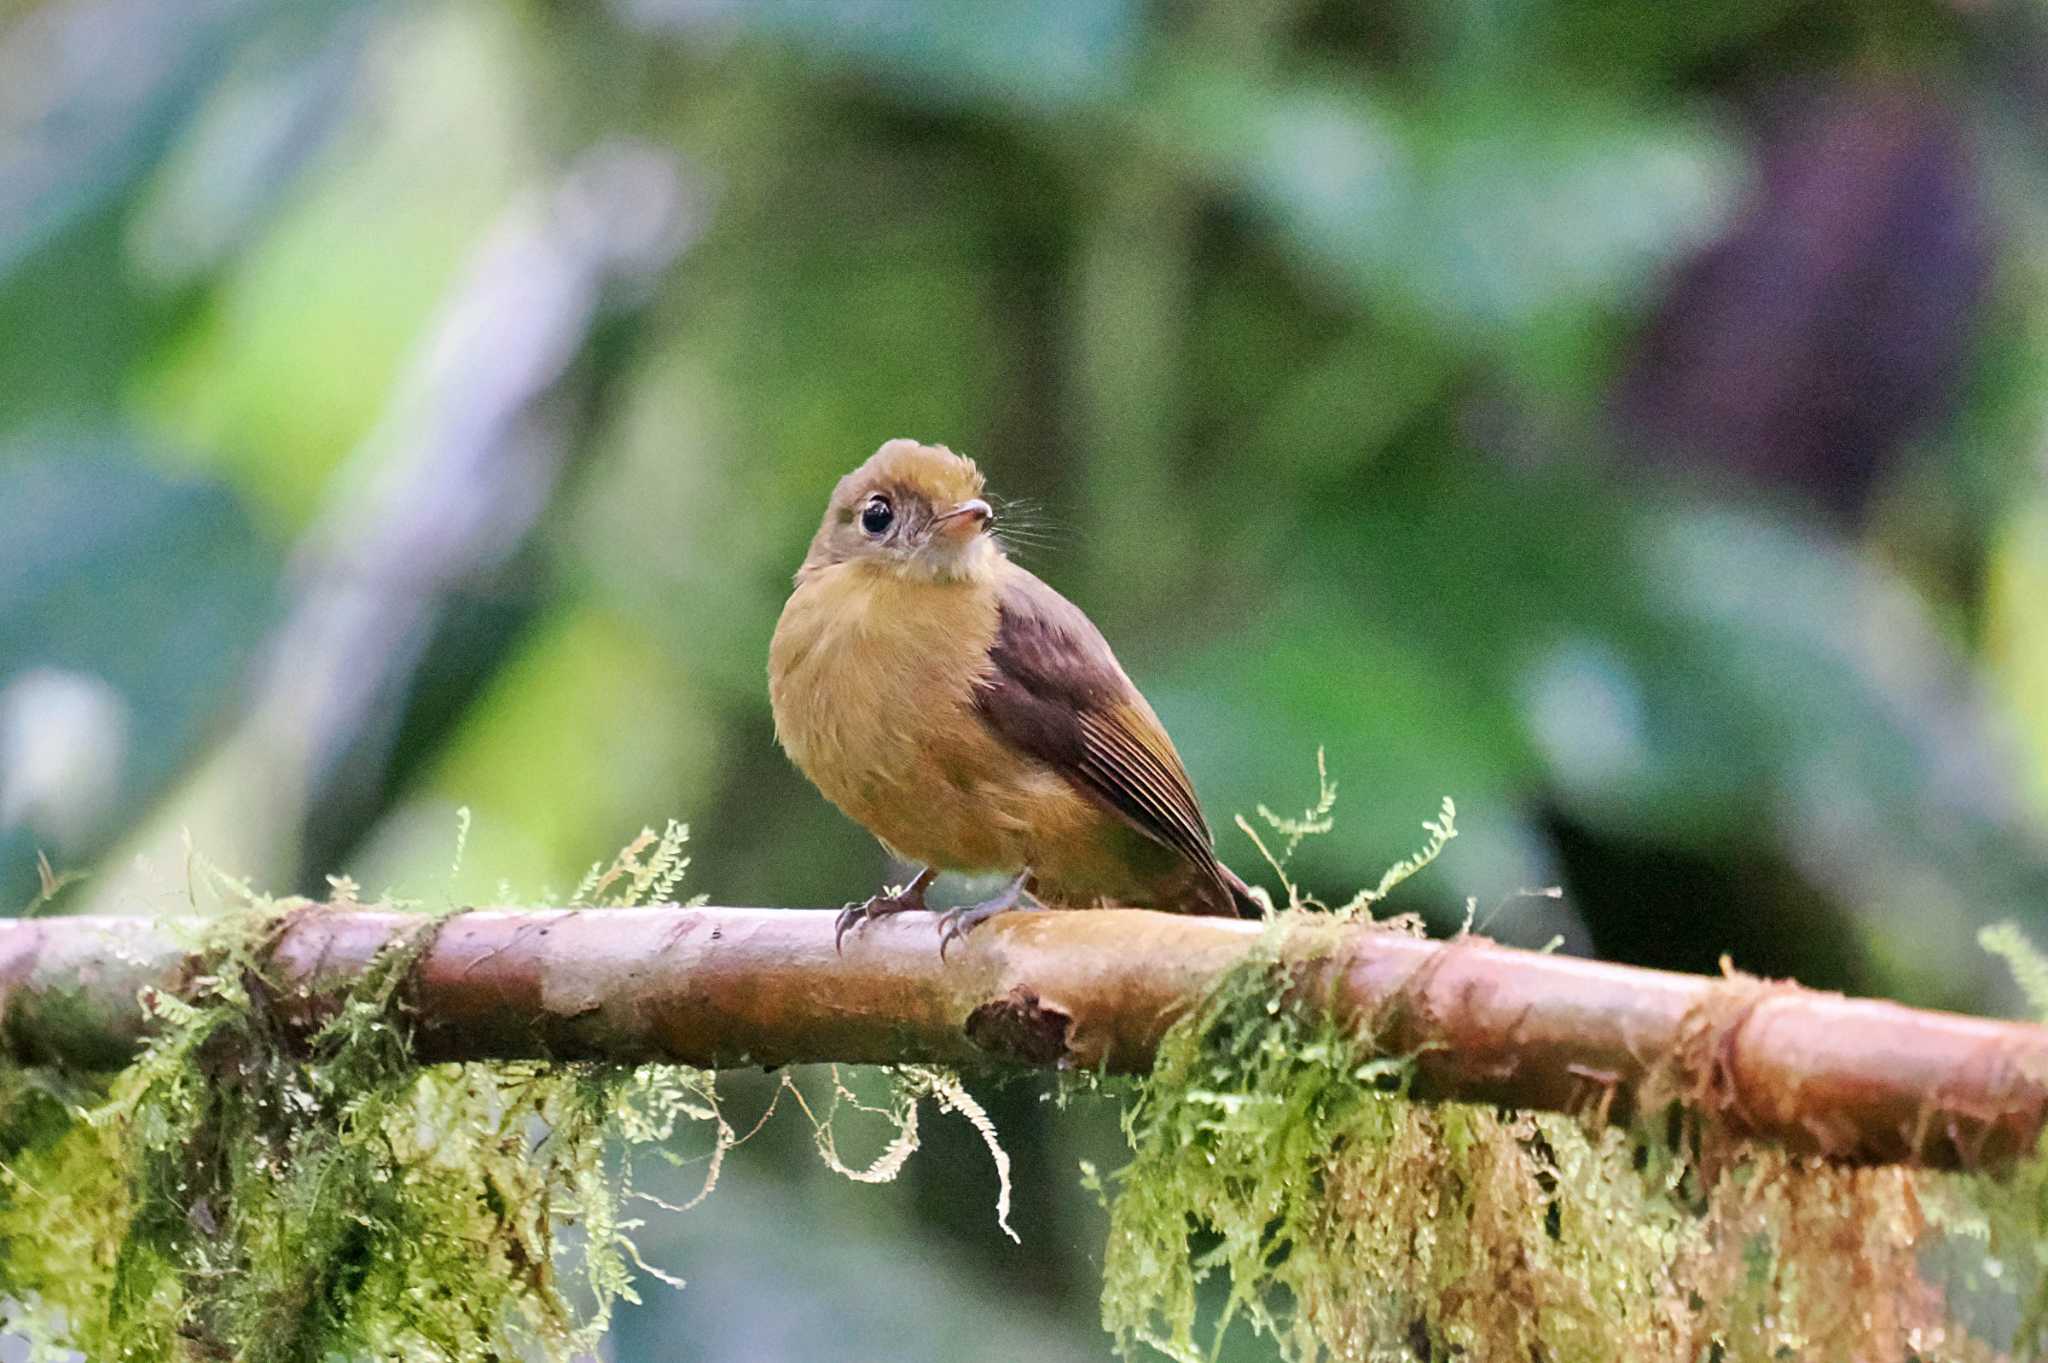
left=936, top=869, right=1039, bottom=959
left=835, top=865, right=938, bottom=954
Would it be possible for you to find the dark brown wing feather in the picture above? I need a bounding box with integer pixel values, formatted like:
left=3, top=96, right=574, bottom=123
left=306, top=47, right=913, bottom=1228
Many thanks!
left=973, top=565, right=1237, bottom=907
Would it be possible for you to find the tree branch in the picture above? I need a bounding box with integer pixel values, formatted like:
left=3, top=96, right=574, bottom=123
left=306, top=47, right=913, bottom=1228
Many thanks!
left=3, top=906, right=2044, bottom=1170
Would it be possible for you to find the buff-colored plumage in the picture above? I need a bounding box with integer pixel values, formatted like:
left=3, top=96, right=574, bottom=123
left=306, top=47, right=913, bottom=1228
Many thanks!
left=769, top=439, right=1254, bottom=940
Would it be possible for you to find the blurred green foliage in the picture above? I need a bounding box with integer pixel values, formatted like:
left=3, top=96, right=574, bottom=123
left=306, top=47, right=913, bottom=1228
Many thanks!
left=6, top=0, right=2048, bottom=1355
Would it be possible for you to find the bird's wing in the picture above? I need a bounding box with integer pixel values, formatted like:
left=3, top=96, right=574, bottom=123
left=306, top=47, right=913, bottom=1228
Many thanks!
left=972, top=565, right=1221, bottom=879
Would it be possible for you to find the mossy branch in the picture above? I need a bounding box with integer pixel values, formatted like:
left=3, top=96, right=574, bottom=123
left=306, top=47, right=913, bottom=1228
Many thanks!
left=4, top=905, right=2046, bottom=1170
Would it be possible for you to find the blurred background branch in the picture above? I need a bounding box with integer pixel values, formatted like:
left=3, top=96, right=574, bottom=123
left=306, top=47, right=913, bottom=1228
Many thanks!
left=81, top=138, right=700, bottom=902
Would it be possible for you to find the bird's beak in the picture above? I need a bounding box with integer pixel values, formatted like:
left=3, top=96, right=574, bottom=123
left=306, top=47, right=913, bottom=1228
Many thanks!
left=930, top=497, right=993, bottom=541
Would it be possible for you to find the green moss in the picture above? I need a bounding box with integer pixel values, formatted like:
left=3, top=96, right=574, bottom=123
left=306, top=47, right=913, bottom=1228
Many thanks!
left=0, top=900, right=712, bottom=1362
left=6, top=807, right=2047, bottom=1360
left=1090, top=777, right=2048, bottom=1360
left=7, top=982, right=145, bottom=1071
left=1094, top=912, right=2029, bottom=1361
left=0, top=822, right=1010, bottom=1361
left=0, top=832, right=720, bottom=1362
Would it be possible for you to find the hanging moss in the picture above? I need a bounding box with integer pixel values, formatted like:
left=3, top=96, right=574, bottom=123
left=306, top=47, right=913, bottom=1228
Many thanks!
left=1080, top=773, right=2048, bottom=1360
left=0, top=823, right=1019, bottom=1362
left=1090, top=910, right=2048, bottom=1362
left=0, top=898, right=696, bottom=1362
left=3, top=807, right=2048, bottom=1360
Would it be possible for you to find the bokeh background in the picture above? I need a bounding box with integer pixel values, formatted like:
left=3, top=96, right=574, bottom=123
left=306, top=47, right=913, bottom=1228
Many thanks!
left=7, top=0, right=2048, bottom=1357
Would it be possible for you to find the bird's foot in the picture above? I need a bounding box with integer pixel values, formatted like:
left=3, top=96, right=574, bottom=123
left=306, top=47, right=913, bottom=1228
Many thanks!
left=936, top=870, right=1039, bottom=960
left=835, top=866, right=937, bottom=954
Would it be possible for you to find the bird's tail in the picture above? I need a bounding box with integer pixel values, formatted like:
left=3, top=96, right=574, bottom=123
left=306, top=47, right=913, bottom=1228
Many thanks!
left=1212, top=860, right=1265, bottom=919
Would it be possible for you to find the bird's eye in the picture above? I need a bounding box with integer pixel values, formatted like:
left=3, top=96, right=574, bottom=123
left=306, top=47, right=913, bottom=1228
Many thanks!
left=860, top=495, right=894, bottom=536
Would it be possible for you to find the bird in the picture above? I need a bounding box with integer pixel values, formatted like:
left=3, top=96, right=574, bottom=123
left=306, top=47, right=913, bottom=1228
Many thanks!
left=768, top=438, right=1259, bottom=955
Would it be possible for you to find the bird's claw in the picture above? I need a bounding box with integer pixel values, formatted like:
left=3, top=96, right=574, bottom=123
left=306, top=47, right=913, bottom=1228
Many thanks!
left=834, top=881, right=929, bottom=954
left=936, top=873, right=1038, bottom=960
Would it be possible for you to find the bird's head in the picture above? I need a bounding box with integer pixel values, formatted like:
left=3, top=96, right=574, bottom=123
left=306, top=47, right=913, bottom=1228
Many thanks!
left=801, top=439, right=1001, bottom=583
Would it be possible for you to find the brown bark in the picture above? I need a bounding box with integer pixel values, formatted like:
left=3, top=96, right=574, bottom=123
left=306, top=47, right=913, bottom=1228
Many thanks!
left=2, top=905, right=2044, bottom=1170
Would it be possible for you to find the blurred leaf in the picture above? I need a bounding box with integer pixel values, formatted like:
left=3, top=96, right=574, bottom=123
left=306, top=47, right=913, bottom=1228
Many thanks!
left=1221, top=314, right=1456, bottom=479
left=1422, top=0, right=1828, bottom=90
left=1988, top=500, right=2048, bottom=820
left=1166, top=443, right=2048, bottom=1003
left=127, top=9, right=375, bottom=287
left=137, top=2, right=544, bottom=526
left=0, top=214, right=150, bottom=430
left=0, top=0, right=253, bottom=279
left=400, top=604, right=720, bottom=901
left=0, top=441, right=278, bottom=908
left=1621, top=503, right=2048, bottom=1003
left=1158, top=595, right=1544, bottom=919
left=622, top=0, right=1143, bottom=113
left=0, top=0, right=364, bottom=432
left=1157, top=457, right=1604, bottom=909
left=1141, top=68, right=1736, bottom=350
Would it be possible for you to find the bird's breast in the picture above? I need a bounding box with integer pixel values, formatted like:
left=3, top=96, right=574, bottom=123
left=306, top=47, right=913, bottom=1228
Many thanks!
left=770, top=563, right=1040, bottom=866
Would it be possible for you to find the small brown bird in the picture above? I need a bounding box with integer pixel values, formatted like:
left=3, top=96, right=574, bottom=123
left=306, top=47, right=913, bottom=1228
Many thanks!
left=769, top=438, right=1258, bottom=953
